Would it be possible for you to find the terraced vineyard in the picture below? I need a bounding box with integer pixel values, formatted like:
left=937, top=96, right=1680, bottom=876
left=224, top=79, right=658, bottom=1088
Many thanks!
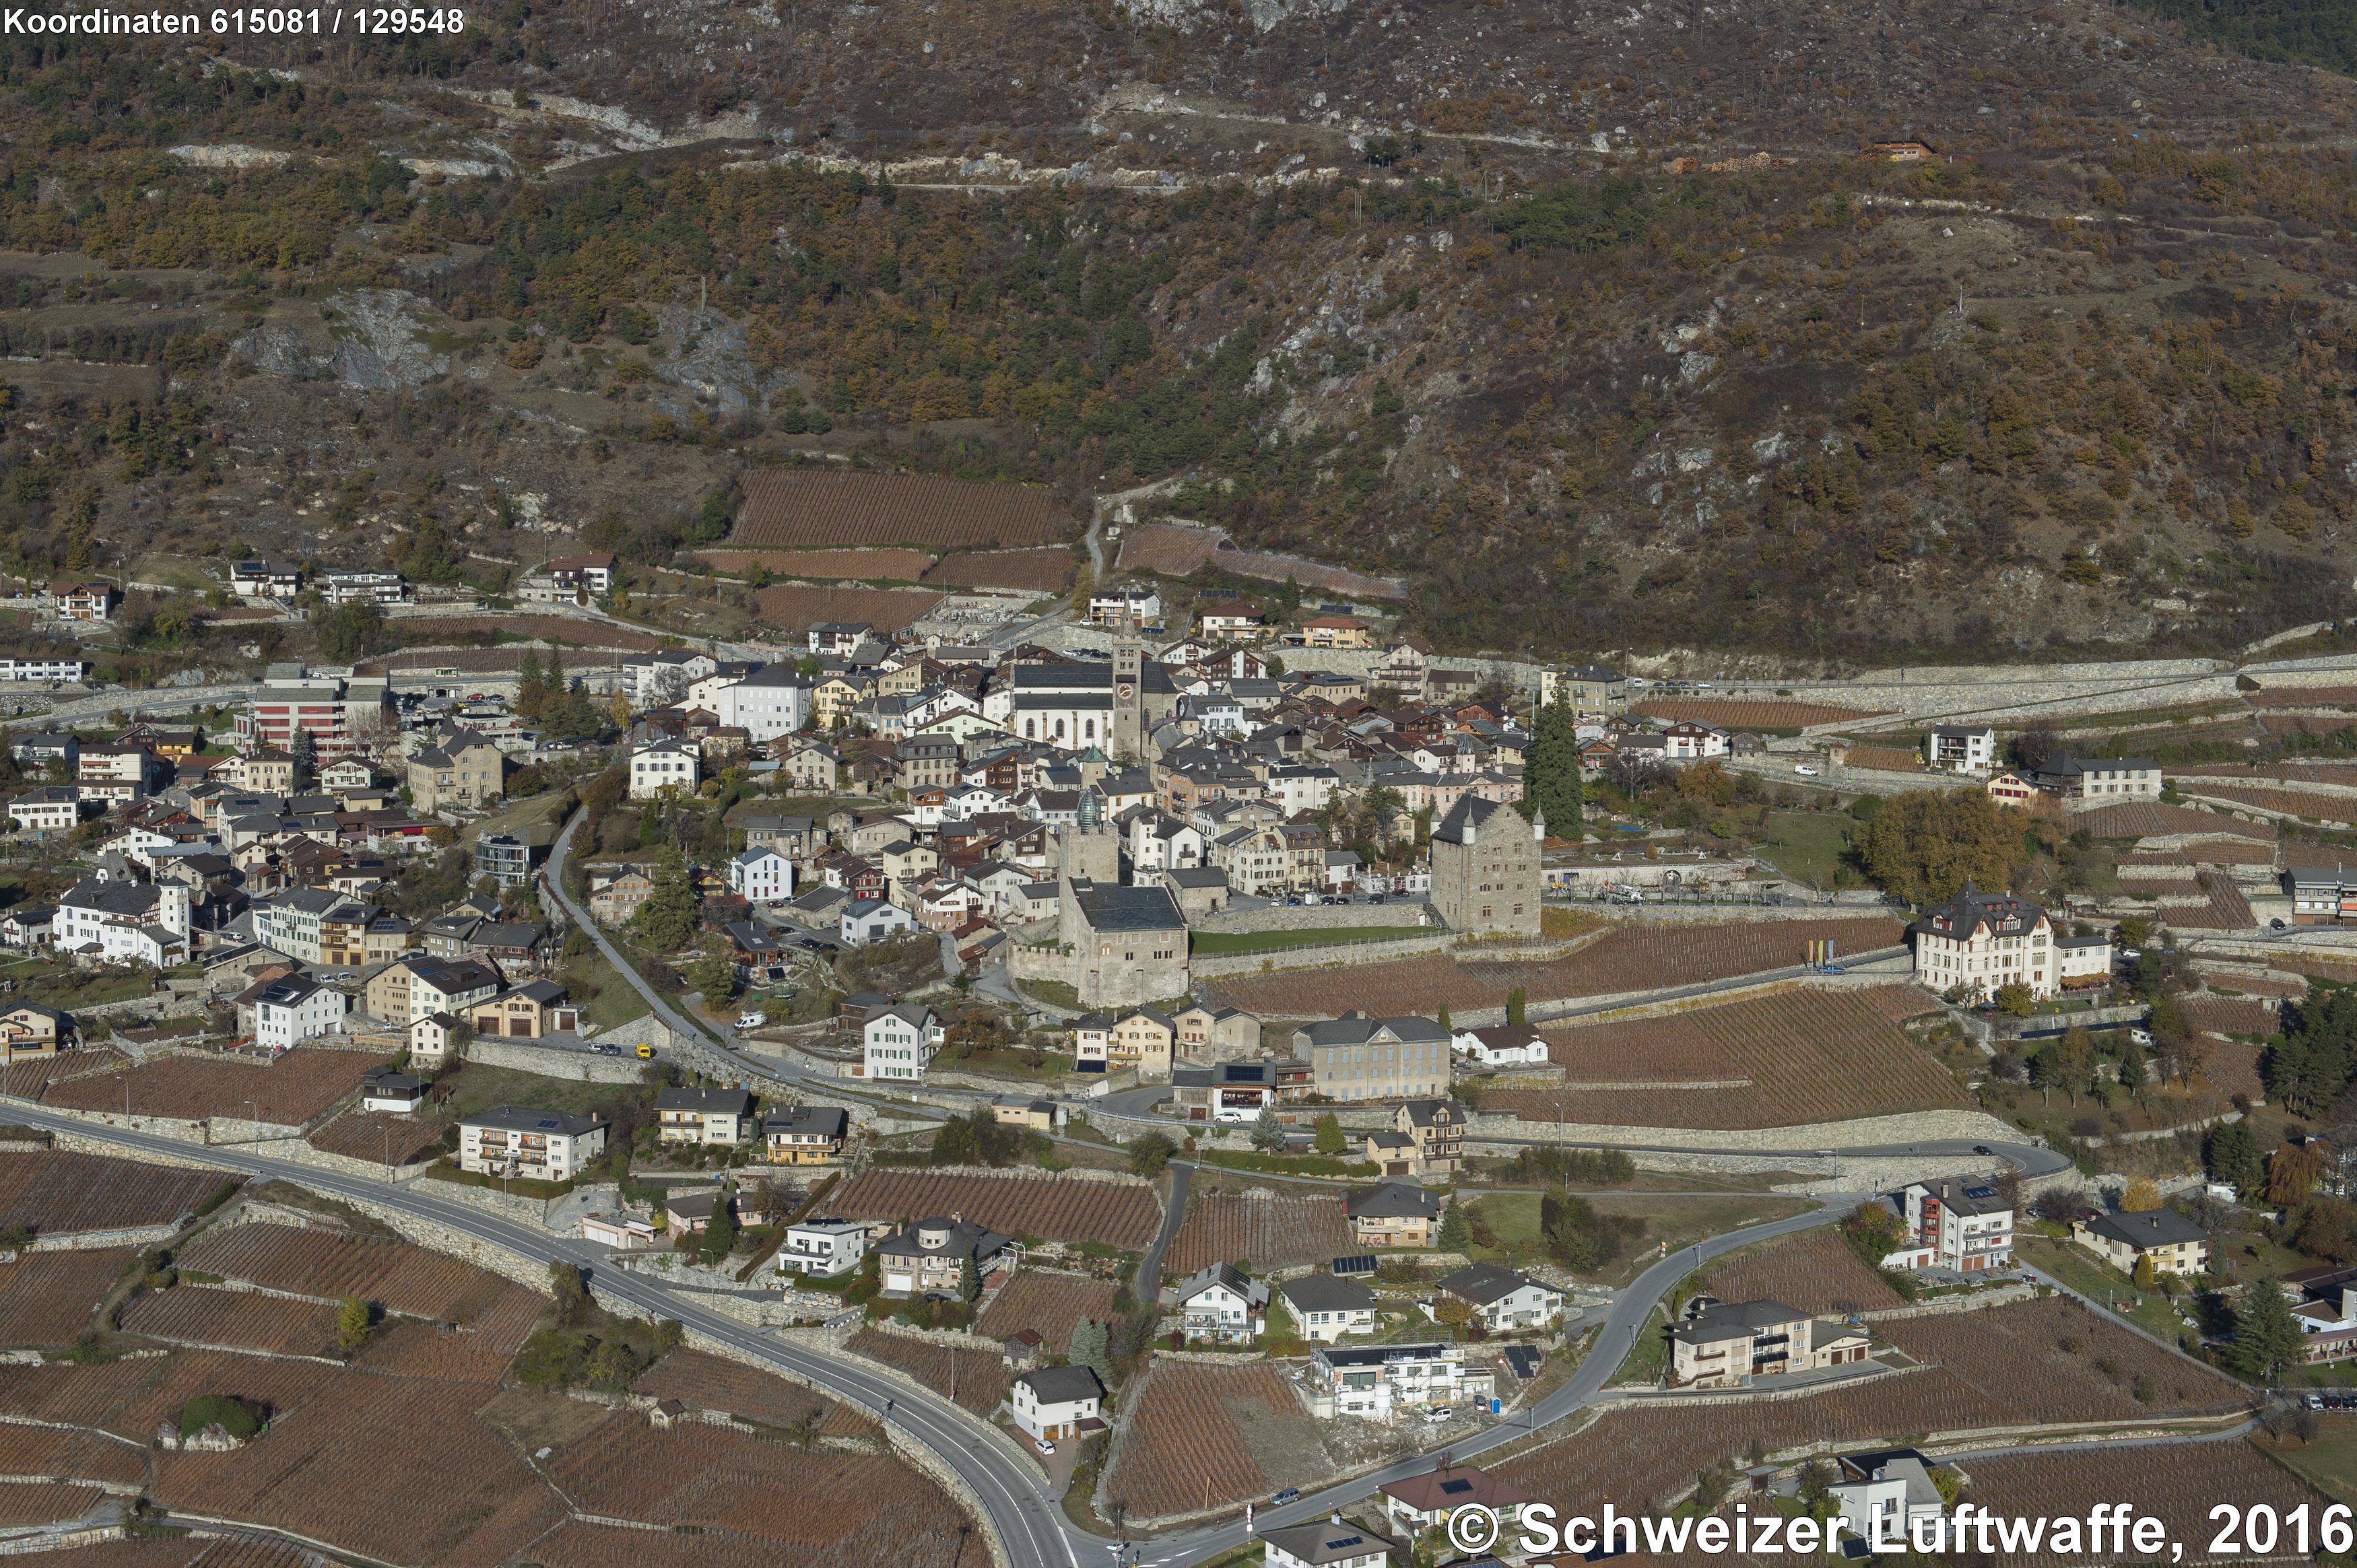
left=752, top=584, right=947, bottom=634
left=178, top=1223, right=518, bottom=1322
left=733, top=469, right=1073, bottom=549
left=1162, top=1191, right=1350, bottom=1277
left=1205, top=918, right=1906, bottom=1018
left=921, top=547, right=1076, bottom=592
left=1702, top=1231, right=1903, bottom=1317
left=1873, top=1295, right=2244, bottom=1421
left=846, top=1329, right=1009, bottom=1415
left=0, top=1152, right=230, bottom=1236
left=1966, top=1443, right=2319, bottom=1565
left=119, top=1285, right=337, bottom=1358
left=307, top=1112, right=448, bottom=1168
left=42, top=1050, right=382, bottom=1128
left=389, top=615, right=664, bottom=650
left=824, top=1171, right=1159, bottom=1250
left=1632, top=700, right=1888, bottom=728
left=1488, top=990, right=1970, bottom=1130
left=0, top=1249, right=134, bottom=1350
left=1102, top=1361, right=1342, bottom=1522
left=632, top=1349, right=877, bottom=1437
left=974, top=1270, right=1119, bottom=1353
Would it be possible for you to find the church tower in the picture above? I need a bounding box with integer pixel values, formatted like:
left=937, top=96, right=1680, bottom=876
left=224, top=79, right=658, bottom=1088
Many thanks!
left=1110, top=607, right=1145, bottom=762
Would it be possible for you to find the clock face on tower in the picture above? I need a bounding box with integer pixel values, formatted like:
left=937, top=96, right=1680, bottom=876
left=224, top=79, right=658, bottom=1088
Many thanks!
left=1117, top=684, right=1134, bottom=699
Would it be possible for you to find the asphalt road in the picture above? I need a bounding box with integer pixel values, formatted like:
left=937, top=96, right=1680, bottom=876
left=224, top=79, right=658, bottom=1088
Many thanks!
left=1134, top=1160, right=1191, bottom=1300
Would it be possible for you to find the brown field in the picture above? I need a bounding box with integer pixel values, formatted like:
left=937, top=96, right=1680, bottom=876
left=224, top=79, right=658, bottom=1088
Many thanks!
left=2193, top=968, right=2307, bottom=998
left=42, top=1048, right=384, bottom=1128
left=2263, top=712, right=2357, bottom=737
left=2183, top=995, right=2280, bottom=1038
left=1102, top=1360, right=1343, bottom=1521
left=1854, top=984, right=1944, bottom=1022
left=0, top=1482, right=107, bottom=1526
left=1964, top=1442, right=2317, bottom=1565
left=921, top=547, right=1076, bottom=592
left=1842, top=744, right=1925, bottom=773
left=1206, top=918, right=1906, bottom=1018
left=2183, top=782, right=2357, bottom=823
left=733, top=469, right=1074, bottom=549
left=308, top=1112, right=447, bottom=1167
left=156, top=1370, right=566, bottom=1568
left=348, top=1288, right=545, bottom=1385
left=846, top=1328, right=1009, bottom=1415
left=100, top=1351, right=340, bottom=1443
left=2198, top=1040, right=2265, bottom=1103
left=0, top=1423, right=146, bottom=1488
left=1634, top=700, right=1888, bottom=728
left=2119, top=838, right=2282, bottom=865
left=974, top=1270, right=1120, bottom=1353
left=1503, top=1299, right=2238, bottom=1520
left=1873, top=1295, right=2244, bottom=1421
left=822, top=1170, right=1159, bottom=1249
left=391, top=615, right=663, bottom=651
left=36, top=1542, right=316, bottom=1568
left=690, top=547, right=937, bottom=580
left=0, top=1052, right=130, bottom=1103
left=514, top=1515, right=973, bottom=1568
left=752, top=584, right=946, bottom=635
left=2160, top=874, right=2256, bottom=931
left=1163, top=1191, right=1350, bottom=1278
left=2248, top=685, right=2357, bottom=708
left=1701, top=1231, right=1902, bottom=1316
left=1487, top=990, right=1970, bottom=1131
left=0, top=1151, right=230, bottom=1236
left=179, top=1223, right=519, bottom=1323
left=0, top=1248, right=133, bottom=1349
left=2075, top=803, right=2276, bottom=840
left=546, top=1408, right=970, bottom=1557
left=0, top=1357, right=156, bottom=1429
left=630, top=1347, right=876, bottom=1437
left=119, top=1284, right=337, bottom=1357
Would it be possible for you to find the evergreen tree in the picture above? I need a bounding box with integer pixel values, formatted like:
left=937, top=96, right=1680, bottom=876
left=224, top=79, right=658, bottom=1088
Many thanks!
left=1506, top=987, right=1527, bottom=1028
left=2229, top=1274, right=2309, bottom=1383
left=1069, top=1317, right=1114, bottom=1382
left=634, top=851, right=698, bottom=950
left=688, top=946, right=737, bottom=1004
left=699, top=1193, right=737, bottom=1265
left=958, top=1250, right=981, bottom=1303
left=1438, top=1002, right=1451, bottom=1034
left=2207, top=1119, right=2265, bottom=1194
left=1251, top=1106, right=1286, bottom=1152
left=545, top=641, right=568, bottom=697
left=289, top=724, right=315, bottom=778
left=1438, top=1199, right=1470, bottom=1253
left=1521, top=691, right=1583, bottom=835
left=517, top=647, right=546, bottom=719
left=1313, top=1112, right=1345, bottom=1155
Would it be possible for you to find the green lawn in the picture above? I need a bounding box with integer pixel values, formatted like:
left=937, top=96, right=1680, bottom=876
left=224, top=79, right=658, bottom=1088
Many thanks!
left=935, top=1046, right=1076, bottom=1083
left=1752, top=811, right=1857, bottom=888
left=1189, top=926, right=1428, bottom=956
left=1465, top=1192, right=1549, bottom=1262
left=566, top=946, right=652, bottom=1033
left=2014, top=1235, right=2211, bottom=1353
left=1607, top=1309, right=1672, bottom=1386
left=22, top=969, right=154, bottom=1012
left=426, top=1064, right=649, bottom=1125
left=2257, top=1419, right=2357, bottom=1505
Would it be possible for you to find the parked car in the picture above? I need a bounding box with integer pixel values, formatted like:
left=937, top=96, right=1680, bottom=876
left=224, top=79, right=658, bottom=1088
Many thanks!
left=1033, top=1437, right=1056, bottom=1456
left=1370, top=893, right=1387, bottom=905
left=736, top=1011, right=767, bottom=1029
left=1422, top=1406, right=1454, bottom=1425
left=1269, top=1489, right=1301, bottom=1507
left=1793, top=763, right=1820, bottom=777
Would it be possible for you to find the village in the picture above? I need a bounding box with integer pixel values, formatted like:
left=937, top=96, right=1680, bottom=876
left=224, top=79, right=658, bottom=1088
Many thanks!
left=1, top=481, right=2356, bottom=1567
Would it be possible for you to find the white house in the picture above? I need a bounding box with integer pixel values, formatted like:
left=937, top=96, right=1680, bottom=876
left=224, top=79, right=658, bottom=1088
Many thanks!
left=862, top=1003, right=942, bottom=1083
left=359, top=1069, right=425, bottom=1113
left=7, top=786, right=80, bottom=838
left=841, top=897, right=917, bottom=946
left=52, top=878, right=191, bottom=967
left=1450, top=1023, right=1551, bottom=1068
left=2055, top=932, right=2113, bottom=986
left=1880, top=1180, right=2015, bottom=1274
left=1828, top=1450, right=1946, bottom=1550
left=1669, top=1297, right=1872, bottom=1388
left=776, top=1219, right=871, bottom=1278
left=1088, top=584, right=1163, bottom=625
left=251, top=974, right=350, bottom=1052
left=1276, top=1273, right=1377, bottom=1344
left=1911, top=885, right=2057, bottom=1002
left=629, top=741, right=702, bottom=800
left=727, top=846, right=795, bottom=904
left=623, top=650, right=718, bottom=709
left=1924, top=726, right=1997, bottom=774
left=1436, top=1262, right=1562, bottom=1332
left=1261, top=1521, right=1396, bottom=1568
left=458, top=1105, right=607, bottom=1179
left=715, top=667, right=815, bottom=743
left=1305, top=1342, right=1480, bottom=1422
left=1009, top=1365, right=1104, bottom=1445
left=1172, top=1262, right=1269, bottom=1344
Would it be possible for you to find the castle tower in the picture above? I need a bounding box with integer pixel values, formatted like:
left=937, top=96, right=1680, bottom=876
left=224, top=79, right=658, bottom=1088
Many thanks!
left=1059, top=784, right=1120, bottom=883
left=1110, top=607, right=1145, bottom=762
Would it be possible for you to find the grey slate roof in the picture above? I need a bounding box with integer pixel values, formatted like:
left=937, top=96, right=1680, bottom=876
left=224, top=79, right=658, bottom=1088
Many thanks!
left=1277, top=1273, right=1377, bottom=1316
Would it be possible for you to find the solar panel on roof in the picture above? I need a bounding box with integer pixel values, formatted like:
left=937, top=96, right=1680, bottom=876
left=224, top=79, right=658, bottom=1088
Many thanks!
left=1440, top=1478, right=1473, bottom=1495
left=1332, top=1255, right=1377, bottom=1276
left=537, top=1118, right=559, bottom=1129
left=1964, top=1185, right=1997, bottom=1200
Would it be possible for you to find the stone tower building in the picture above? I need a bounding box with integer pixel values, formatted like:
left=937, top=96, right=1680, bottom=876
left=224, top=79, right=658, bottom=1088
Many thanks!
left=1428, top=796, right=1543, bottom=937
left=1110, top=609, right=1145, bottom=761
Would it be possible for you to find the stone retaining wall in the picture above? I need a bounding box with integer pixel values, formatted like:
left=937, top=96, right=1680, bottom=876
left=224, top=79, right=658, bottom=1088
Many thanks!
left=1468, top=1105, right=2021, bottom=1153
left=465, top=1039, right=647, bottom=1084
left=1857, top=1283, right=2036, bottom=1322
left=1192, top=904, right=1440, bottom=934
left=1191, top=932, right=1458, bottom=978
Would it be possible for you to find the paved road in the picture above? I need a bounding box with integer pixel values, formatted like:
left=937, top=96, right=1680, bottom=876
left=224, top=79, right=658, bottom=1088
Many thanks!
left=0, top=1104, right=1082, bottom=1568
left=1133, top=1160, right=1191, bottom=1299
left=1522, top=945, right=1911, bottom=1027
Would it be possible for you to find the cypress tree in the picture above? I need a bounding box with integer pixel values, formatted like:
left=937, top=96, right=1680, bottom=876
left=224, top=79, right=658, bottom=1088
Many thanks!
left=1521, top=691, right=1583, bottom=835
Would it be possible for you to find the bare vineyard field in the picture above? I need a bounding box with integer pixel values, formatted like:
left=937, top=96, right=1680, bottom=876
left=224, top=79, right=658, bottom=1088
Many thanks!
left=99, top=1351, right=339, bottom=1443
left=824, top=1171, right=1159, bottom=1250
left=51, top=1543, right=316, bottom=1568
left=0, top=1153, right=228, bottom=1236
left=1102, top=1359, right=1354, bottom=1521
left=2183, top=996, right=2279, bottom=1038
left=0, top=1482, right=106, bottom=1527
left=390, top=615, right=663, bottom=651
left=974, top=1271, right=1119, bottom=1353
left=152, top=1373, right=566, bottom=1568
left=2249, top=686, right=2357, bottom=708
left=632, top=1349, right=876, bottom=1437
left=1632, top=700, right=1888, bottom=728
left=690, top=547, right=936, bottom=580
left=847, top=1328, right=1009, bottom=1415
left=2187, top=783, right=2357, bottom=823
left=1875, top=1295, right=2245, bottom=1422
left=0, top=1249, right=133, bottom=1350
left=546, top=1410, right=972, bottom=1557
left=1966, top=1442, right=2317, bottom=1566
left=0, top=1358, right=156, bottom=1430
left=119, top=1285, right=337, bottom=1358
left=515, top=1518, right=974, bottom=1568
left=2076, top=803, right=2276, bottom=840
left=178, top=1223, right=517, bottom=1322
left=1162, top=1192, right=1350, bottom=1277
left=1702, top=1231, right=1902, bottom=1317
left=1844, top=745, right=1923, bottom=773
left=922, top=547, right=1075, bottom=592
left=1206, top=918, right=1905, bottom=1018
left=44, top=1050, right=380, bottom=1127
left=734, top=470, right=1073, bottom=549
left=1855, top=984, right=1943, bottom=1023
left=1490, top=990, right=1969, bottom=1130
left=308, top=1113, right=447, bottom=1167
left=0, top=1422, right=147, bottom=1488
left=752, top=584, right=946, bottom=635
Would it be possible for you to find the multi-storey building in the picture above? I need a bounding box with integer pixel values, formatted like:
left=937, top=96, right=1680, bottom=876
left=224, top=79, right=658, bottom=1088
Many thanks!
left=459, top=1106, right=607, bottom=1179
left=1911, top=885, right=2055, bottom=1000
left=234, top=664, right=393, bottom=763
left=1429, top=795, right=1541, bottom=937
left=1882, top=1179, right=2015, bottom=1274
